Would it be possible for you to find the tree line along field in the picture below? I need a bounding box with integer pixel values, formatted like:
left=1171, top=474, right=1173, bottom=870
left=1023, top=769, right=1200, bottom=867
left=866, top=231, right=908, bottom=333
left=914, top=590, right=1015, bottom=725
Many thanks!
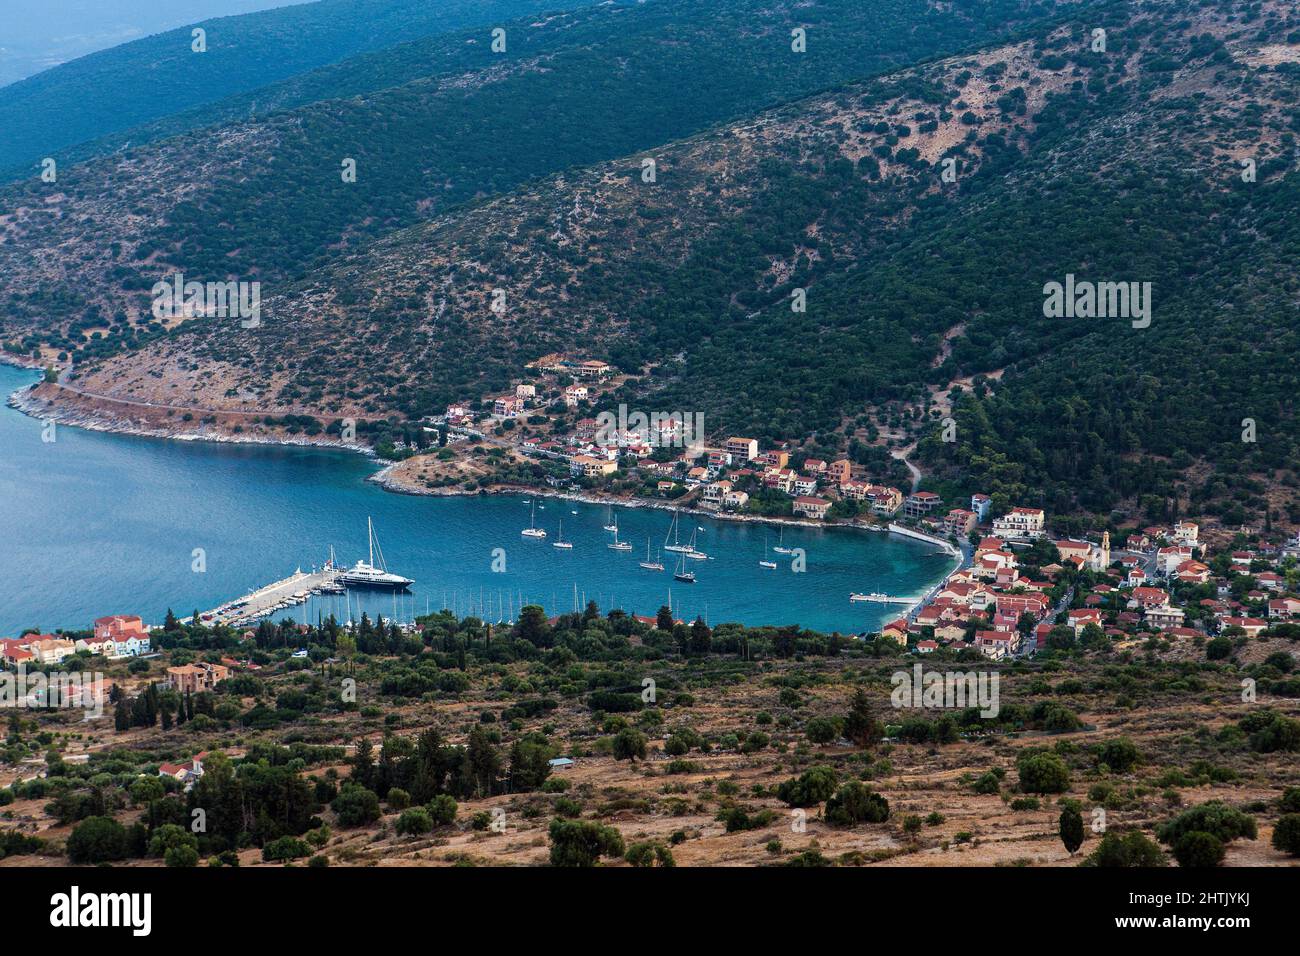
left=2, top=606, right=1299, bottom=867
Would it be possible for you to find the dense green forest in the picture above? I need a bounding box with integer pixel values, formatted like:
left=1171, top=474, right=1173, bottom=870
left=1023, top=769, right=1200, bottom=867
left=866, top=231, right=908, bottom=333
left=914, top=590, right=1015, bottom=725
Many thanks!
left=142, top=0, right=1069, bottom=282
left=0, top=0, right=595, bottom=176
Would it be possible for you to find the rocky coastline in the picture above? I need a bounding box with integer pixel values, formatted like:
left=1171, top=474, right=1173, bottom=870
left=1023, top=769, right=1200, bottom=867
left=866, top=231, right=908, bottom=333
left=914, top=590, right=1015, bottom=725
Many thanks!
left=10, top=374, right=897, bottom=536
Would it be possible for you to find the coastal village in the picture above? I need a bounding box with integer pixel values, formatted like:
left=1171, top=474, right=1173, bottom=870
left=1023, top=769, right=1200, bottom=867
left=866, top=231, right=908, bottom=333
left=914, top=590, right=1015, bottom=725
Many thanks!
left=10, top=352, right=1300, bottom=669
left=885, top=513, right=1300, bottom=664
left=7, top=358, right=1300, bottom=671
left=405, top=353, right=909, bottom=522
left=0, top=614, right=232, bottom=708
left=5, top=356, right=1300, bottom=873
left=384, top=353, right=1300, bottom=663
left=5, top=352, right=1300, bottom=669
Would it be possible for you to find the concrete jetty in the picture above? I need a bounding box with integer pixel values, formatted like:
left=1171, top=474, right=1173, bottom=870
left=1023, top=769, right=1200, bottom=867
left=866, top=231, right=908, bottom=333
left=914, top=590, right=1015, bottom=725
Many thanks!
left=195, top=567, right=344, bottom=628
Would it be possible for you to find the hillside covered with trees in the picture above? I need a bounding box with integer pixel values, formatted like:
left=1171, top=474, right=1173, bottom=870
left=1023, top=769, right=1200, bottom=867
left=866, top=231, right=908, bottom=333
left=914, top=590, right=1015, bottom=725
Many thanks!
left=2, top=0, right=1298, bottom=527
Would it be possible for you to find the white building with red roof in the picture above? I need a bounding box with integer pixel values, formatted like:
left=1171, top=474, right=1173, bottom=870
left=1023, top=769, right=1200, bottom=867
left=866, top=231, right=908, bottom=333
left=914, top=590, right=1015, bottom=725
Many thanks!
left=992, top=506, right=1045, bottom=540
left=1067, top=609, right=1103, bottom=635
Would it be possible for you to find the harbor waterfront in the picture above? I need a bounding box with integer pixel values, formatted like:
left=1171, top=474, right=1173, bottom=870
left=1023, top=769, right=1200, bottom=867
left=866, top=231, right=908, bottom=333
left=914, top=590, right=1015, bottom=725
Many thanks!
left=0, top=365, right=952, bottom=634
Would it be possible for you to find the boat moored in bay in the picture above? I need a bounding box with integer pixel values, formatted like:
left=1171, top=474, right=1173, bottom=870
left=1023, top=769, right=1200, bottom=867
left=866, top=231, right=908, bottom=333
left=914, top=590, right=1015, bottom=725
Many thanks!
left=338, top=517, right=414, bottom=590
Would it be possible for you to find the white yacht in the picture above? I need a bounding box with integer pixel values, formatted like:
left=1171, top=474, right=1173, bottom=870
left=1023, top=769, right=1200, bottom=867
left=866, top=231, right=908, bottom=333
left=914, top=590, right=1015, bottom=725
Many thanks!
left=607, top=516, right=632, bottom=551
left=522, top=500, right=547, bottom=538
left=684, top=525, right=708, bottom=560
left=338, top=517, right=414, bottom=590
left=773, top=524, right=793, bottom=554
left=639, top=538, right=664, bottom=571
left=664, top=510, right=691, bottom=553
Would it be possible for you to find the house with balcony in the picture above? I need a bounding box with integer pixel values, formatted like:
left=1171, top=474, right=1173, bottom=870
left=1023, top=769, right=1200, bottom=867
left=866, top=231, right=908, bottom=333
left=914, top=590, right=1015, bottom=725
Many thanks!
left=1145, top=604, right=1186, bottom=630
left=942, top=508, right=976, bottom=537
left=868, top=486, right=903, bottom=516
left=793, top=496, right=832, bottom=520
left=725, top=437, right=759, bottom=461
left=93, top=615, right=152, bottom=657
left=165, top=662, right=230, bottom=694
left=827, top=459, right=853, bottom=483
left=493, top=395, right=524, bottom=418
left=570, top=455, right=617, bottom=479
left=792, top=475, right=819, bottom=497
left=701, top=480, right=732, bottom=505
left=991, top=506, right=1045, bottom=540
left=903, top=491, right=942, bottom=519
left=723, top=489, right=750, bottom=510
left=975, top=631, right=1018, bottom=659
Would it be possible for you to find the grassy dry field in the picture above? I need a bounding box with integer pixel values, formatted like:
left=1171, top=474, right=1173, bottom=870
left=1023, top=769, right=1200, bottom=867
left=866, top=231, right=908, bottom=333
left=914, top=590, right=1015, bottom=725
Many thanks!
left=4, top=649, right=1298, bottom=868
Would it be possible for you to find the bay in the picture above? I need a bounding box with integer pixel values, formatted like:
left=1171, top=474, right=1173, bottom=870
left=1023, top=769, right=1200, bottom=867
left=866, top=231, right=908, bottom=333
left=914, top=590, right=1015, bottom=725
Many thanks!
left=0, top=364, right=951, bottom=635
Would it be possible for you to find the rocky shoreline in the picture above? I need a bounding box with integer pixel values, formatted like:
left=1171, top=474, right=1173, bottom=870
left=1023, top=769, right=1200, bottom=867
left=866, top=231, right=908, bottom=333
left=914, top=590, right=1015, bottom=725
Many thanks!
left=0, top=353, right=46, bottom=372
left=9, top=375, right=895, bottom=536
left=5, top=380, right=375, bottom=457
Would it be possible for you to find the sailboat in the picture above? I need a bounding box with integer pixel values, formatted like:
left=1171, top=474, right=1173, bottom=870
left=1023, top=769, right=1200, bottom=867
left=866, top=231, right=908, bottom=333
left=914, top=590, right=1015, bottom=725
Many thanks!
left=673, top=550, right=696, bottom=583
left=338, top=517, right=414, bottom=589
left=685, top=524, right=708, bottom=560
left=522, top=500, right=547, bottom=538
left=553, top=517, right=573, bottom=549
left=773, top=524, right=793, bottom=554
left=640, top=537, right=664, bottom=571
left=607, top=515, right=632, bottom=551
left=759, top=531, right=777, bottom=569
left=664, top=509, right=691, bottom=553
left=602, top=505, right=617, bottom=533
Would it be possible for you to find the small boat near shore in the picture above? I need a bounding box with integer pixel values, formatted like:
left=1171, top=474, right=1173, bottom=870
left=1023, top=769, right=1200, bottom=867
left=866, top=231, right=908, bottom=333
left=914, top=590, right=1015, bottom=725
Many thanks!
left=773, top=524, right=793, bottom=555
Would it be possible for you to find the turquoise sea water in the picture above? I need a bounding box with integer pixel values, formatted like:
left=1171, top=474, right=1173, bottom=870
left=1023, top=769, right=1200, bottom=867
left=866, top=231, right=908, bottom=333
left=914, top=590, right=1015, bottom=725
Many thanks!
left=0, top=364, right=951, bottom=635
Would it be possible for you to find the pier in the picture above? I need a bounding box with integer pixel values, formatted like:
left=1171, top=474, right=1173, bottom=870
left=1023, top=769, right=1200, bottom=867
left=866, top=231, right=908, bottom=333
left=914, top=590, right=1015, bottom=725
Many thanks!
left=194, top=567, right=345, bottom=628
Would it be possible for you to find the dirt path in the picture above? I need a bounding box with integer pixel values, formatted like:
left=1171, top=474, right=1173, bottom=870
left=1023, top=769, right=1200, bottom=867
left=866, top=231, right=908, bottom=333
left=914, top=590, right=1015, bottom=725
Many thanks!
left=894, top=443, right=923, bottom=493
